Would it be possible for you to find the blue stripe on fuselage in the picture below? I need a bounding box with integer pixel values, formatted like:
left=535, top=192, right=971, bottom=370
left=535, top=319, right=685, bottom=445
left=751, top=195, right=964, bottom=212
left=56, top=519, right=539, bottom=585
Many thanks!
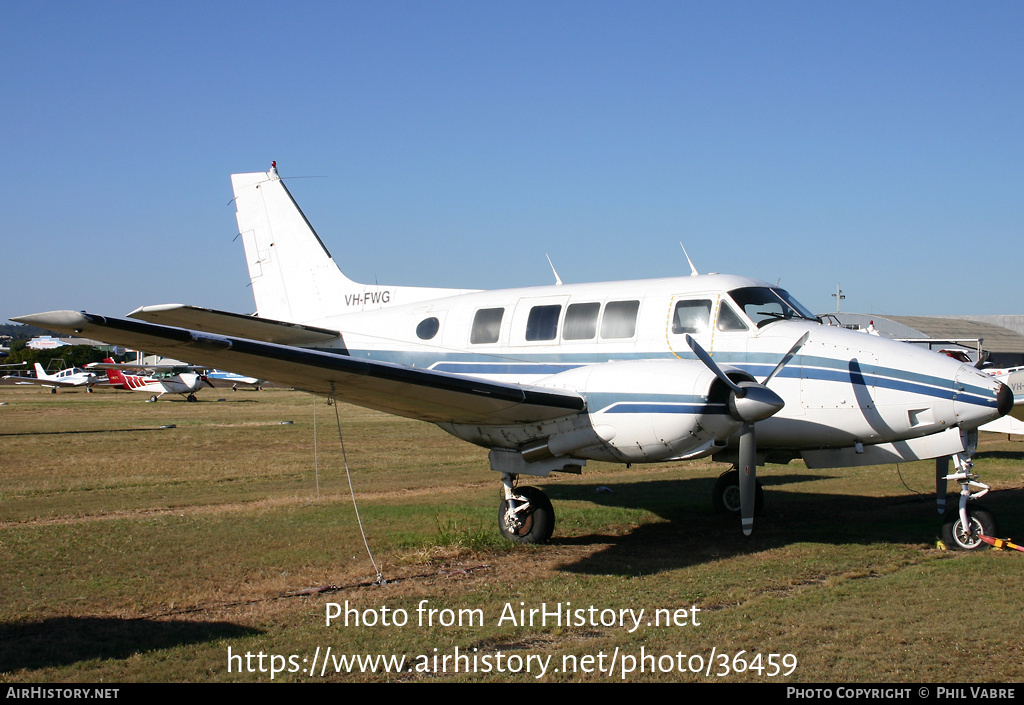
left=341, top=348, right=997, bottom=410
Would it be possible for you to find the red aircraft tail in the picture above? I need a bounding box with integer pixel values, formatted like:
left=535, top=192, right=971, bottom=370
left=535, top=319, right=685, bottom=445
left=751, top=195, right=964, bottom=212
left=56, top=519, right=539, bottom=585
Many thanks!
left=102, top=357, right=128, bottom=389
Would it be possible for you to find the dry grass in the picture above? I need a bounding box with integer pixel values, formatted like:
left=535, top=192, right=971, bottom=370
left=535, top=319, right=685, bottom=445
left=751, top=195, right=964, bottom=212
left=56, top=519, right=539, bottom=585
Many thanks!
left=1, top=386, right=1022, bottom=682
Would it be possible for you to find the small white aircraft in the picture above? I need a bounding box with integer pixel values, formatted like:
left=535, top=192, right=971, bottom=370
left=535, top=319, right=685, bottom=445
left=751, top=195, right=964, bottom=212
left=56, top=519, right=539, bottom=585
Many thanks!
left=88, top=358, right=212, bottom=402
left=14, top=164, right=1013, bottom=550
left=204, top=369, right=266, bottom=391
left=1, top=362, right=100, bottom=393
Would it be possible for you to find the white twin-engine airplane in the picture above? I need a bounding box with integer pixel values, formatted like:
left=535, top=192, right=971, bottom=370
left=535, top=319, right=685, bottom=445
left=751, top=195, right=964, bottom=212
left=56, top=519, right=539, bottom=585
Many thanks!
left=14, top=165, right=1013, bottom=550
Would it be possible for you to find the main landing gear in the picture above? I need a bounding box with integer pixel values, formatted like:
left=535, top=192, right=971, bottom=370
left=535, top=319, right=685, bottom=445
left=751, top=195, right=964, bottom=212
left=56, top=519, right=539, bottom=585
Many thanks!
left=711, top=468, right=765, bottom=516
left=498, top=474, right=555, bottom=544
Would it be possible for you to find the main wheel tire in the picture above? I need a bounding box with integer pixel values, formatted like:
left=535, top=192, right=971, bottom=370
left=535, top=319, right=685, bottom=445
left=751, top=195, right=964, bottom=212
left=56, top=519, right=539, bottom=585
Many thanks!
left=712, top=470, right=765, bottom=515
left=941, top=504, right=997, bottom=551
left=499, top=486, right=555, bottom=544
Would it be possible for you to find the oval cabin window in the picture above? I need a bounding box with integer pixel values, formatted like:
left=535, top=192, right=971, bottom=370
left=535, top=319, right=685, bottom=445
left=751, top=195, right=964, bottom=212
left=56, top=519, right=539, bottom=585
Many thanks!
left=416, top=317, right=440, bottom=340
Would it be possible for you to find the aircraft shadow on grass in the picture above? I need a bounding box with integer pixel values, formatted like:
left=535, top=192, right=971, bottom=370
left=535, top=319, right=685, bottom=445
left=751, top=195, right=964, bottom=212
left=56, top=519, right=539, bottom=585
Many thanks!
left=539, top=476, right=1024, bottom=576
left=0, top=616, right=261, bottom=674
left=975, top=449, right=1024, bottom=462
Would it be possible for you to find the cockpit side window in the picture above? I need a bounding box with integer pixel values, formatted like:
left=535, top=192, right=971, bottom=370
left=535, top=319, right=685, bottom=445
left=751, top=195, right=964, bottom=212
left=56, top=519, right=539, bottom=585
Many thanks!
left=671, top=299, right=712, bottom=335
left=717, top=301, right=748, bottom=331
left=470, top=308, right=504, bottom=344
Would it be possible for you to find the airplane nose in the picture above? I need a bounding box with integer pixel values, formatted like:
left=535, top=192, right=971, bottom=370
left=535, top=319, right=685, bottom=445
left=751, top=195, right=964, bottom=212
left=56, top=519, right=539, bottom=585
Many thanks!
left=953, top=364, right=1010, bottom=427
left=997, top=382, right=1013, bottom=417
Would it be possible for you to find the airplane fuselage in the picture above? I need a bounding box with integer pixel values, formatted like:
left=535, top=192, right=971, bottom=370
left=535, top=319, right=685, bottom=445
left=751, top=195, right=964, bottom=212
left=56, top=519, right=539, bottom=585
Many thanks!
left=291, top=273, right=1007, bottom=467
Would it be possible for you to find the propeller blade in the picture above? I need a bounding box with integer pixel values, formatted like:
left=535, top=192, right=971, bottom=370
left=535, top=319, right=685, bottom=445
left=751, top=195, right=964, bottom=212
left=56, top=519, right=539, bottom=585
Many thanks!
left=762, top=332, right=810, bottom=385
left=935, top=456, right=949, bottom=515
left=684, top=334, right=743, bottom=395
left=738, top=422, right=757, bottom=536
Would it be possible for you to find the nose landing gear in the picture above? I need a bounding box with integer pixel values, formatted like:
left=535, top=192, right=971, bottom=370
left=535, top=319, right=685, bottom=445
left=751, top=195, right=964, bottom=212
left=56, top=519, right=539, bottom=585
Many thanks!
left=939, top=450, right=997, bottom=551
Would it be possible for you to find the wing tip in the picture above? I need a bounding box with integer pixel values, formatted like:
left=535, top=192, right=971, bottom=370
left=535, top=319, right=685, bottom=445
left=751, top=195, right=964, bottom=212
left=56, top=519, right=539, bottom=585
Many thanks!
left=11, top=310, right=91, bottom=331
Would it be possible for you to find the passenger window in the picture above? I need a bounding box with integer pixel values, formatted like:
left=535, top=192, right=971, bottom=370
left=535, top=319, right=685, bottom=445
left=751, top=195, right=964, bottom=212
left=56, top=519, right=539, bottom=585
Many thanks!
left=672, top=299, right=712, bottom=335
left=525, top=305, right=561, bottom=341
left=601, top=300, right=640, bottom=339
left=416, top=317, right=440, bottom=340
left=717, top=302, right=748, bottom=332
left=470, top=308, right=504, bottom=344
left=563, top=302, right=600, bottom=340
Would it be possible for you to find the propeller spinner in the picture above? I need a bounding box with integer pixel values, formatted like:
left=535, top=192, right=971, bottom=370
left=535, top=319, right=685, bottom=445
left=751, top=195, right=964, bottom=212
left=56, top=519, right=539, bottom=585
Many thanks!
left=685, top=333, right=808, bottom=535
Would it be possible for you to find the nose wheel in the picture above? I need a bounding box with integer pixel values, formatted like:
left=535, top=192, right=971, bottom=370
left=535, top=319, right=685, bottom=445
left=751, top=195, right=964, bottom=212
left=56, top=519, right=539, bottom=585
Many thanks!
left=938, top=449, right=997, bottom=551
left=941, top=504, right=997, bottom=550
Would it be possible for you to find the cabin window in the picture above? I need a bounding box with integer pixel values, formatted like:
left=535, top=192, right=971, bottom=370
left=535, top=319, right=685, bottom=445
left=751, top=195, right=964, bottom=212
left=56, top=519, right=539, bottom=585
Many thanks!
left=416, top=317, right=440, bottom=340
left=671, top=299, right=712, bottom=335
left=525, top=305, right=561, bottom=341
left=470, top=307, right=504, bottom=344
left=563, top=302, right=600, bottom=340
left=717, top=302, right=748, bottom=331
left=601, top=300, right=640, bottom=339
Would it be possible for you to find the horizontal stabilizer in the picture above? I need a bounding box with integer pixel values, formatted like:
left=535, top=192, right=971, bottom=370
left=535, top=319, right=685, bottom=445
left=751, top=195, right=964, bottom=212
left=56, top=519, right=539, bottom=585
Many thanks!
left=128, top=304, right=342, bottom=346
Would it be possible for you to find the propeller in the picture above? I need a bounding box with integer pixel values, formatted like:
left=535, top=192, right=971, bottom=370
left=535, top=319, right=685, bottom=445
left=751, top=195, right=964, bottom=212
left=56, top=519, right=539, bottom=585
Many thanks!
left=935, top=456, right=949, bottom=515
left=685, top=332, right=808, bottom=536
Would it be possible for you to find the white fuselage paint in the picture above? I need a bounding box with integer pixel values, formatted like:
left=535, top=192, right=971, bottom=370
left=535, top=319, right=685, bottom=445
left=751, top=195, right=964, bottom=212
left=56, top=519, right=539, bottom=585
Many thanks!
left=288, top=273, right=1005, bottom=463
left=226, top=167, right=1007, bottom=468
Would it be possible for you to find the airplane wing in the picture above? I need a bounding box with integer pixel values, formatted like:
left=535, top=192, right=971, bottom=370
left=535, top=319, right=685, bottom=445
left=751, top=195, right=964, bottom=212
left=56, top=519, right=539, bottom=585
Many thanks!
left=87, top=362, right=209, bottom=372
left=12, top=311, right=586, bottom=425
left=0, top=375, right=86, bottom=388
left=127, top=304, right=343, bottom=346
left=979, top=415, right=1024, bottom=436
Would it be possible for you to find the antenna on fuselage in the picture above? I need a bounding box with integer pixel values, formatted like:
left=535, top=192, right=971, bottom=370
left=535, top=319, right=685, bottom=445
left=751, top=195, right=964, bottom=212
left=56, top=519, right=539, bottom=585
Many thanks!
left=680, top=243, right=699, bottom=276
left=545, top=254, right=563, bottom=286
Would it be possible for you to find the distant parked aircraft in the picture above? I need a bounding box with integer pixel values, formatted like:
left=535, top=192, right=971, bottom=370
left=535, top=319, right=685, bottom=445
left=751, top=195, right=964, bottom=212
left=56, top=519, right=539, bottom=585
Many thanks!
left=88, top=358, right=212, bottom=402
left=1, top=362, right=99, bottom=393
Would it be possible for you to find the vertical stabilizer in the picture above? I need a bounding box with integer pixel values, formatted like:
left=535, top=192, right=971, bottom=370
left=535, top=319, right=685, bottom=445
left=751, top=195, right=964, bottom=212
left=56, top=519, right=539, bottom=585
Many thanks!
left=101, top=358, right=127, bottom=389
left=231, top=164, right=472, bottom=324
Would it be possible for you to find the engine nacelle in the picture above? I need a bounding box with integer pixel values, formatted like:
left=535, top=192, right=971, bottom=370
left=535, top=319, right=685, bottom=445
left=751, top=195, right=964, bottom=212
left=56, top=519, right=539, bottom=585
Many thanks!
left=538, top=359, right=746, bottom=463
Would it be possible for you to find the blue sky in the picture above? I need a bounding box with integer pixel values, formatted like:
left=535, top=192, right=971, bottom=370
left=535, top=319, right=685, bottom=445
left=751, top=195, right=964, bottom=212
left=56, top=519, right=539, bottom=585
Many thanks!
left=3, top=2, right=1021, bottom=325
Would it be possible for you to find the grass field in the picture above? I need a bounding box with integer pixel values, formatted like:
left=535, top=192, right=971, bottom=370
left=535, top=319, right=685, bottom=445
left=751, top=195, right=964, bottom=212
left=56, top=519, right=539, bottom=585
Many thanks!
left=1, top=386, right=1022, bottom=683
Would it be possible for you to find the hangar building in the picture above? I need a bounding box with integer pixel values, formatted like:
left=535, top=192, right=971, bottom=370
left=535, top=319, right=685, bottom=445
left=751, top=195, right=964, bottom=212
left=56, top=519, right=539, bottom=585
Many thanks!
left=826, top=314, right=1024, bottom=368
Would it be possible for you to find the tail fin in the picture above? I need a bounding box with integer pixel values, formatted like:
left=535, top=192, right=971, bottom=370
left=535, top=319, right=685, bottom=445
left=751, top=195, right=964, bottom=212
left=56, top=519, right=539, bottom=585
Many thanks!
left=102, top=357, right=127, bottom=388
left=231, top=164, right=472, bottom=324
left=33, top=363, right=48, bottom=380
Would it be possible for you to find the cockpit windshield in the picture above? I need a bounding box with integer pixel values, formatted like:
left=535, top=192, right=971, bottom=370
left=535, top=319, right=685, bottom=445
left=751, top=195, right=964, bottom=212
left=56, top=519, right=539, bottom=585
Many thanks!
left=728, top=287, right=820, bottom=329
